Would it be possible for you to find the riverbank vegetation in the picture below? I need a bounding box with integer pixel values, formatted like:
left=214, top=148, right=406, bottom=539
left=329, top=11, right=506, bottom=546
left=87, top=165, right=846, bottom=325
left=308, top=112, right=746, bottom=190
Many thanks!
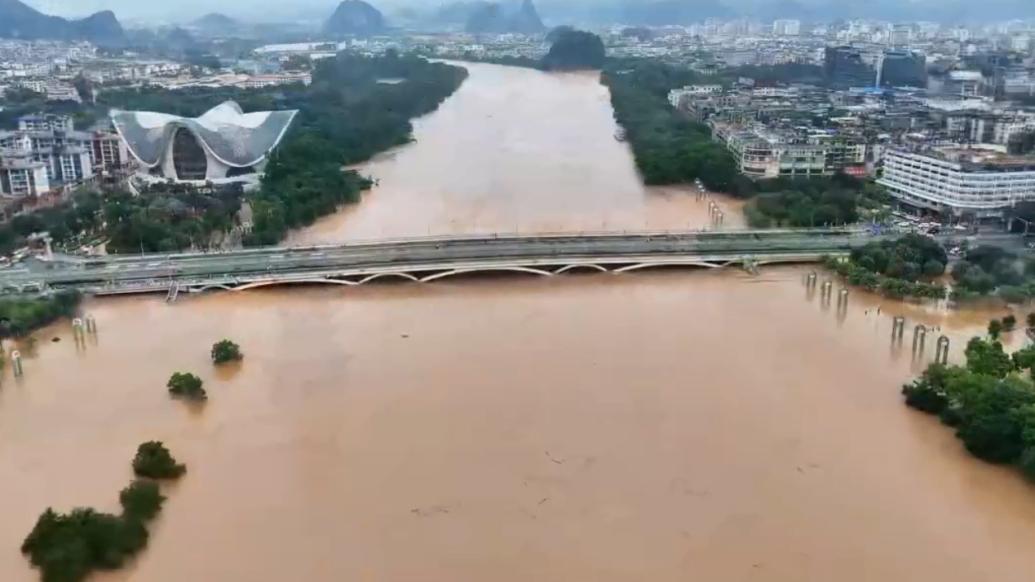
left=244, top=51, right=466, bottom=245
left=902, top=335, right=1035, bottom=480
left=167, top=372, right=206, bottom=401
left=22, top=443, right=184, bottom=581
left=211, top=339, right=243, bottom=364
left=0, top=292, right=81, bottom=339
left=950, top=245, right=1035, bottom=302
left=743, top=174, right=890, bottom=228
left=603, top=58, right=889, bottom=224
left=602, top=59, right=741, bottom=193
left=3, top=53, right=466, bottom=255
left=828, top=235, right=1035, bottom=303
left=824, top=234, right=948, bottom=300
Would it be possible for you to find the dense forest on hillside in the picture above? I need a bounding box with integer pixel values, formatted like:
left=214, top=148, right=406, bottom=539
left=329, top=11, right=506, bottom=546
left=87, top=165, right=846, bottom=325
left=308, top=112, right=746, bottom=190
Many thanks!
left=542, top=29, right=606, bottom=70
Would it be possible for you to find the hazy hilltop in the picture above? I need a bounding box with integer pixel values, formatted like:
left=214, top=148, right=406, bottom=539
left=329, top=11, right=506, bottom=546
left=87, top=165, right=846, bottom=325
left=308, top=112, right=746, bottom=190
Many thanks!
left=0, top=0, right=125, bottom=45
left=192, top=13, right=239, bottom=31
left=464, top=0, right=546, bottom=34
left=324, top=0, right=387, bottom=36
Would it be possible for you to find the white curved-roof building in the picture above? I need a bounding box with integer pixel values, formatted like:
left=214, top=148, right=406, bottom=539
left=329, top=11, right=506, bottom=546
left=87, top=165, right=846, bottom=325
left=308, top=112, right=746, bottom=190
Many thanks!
left=111, top=101, right=298, bottom=184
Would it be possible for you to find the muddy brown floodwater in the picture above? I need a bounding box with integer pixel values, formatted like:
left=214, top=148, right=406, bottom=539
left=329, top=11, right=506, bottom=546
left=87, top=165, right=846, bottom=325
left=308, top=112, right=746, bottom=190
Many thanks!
left=3, top=62, right=1035, bottom=582
left=288, top=62, right=743, bottom=245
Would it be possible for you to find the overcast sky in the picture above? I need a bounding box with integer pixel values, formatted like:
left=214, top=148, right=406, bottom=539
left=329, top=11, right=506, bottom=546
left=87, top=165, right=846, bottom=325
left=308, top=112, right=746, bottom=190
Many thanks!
left=23, top=0, right=1035, bottom=25
left=27, top=0, right=338, bottom=21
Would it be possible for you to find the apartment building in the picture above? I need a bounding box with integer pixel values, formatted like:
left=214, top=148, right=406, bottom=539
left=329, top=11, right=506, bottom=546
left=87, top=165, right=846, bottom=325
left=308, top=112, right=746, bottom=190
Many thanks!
left=714, top=124, right=867, bottom=179
left=91, top=131, right=129, bottom=172
left=0, top=115, right=123, bottom=183
left=0, top=156, right=51, bottom=198
left=667, top=85, right=724, bottom=108
left=878, top=146, right=1035, bottom=217
left=17, top=114, right=74, bottom=132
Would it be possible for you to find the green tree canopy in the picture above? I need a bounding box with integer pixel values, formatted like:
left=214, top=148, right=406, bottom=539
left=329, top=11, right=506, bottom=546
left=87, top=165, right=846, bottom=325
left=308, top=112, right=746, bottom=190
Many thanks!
left=132, top=442, right=186, bottom=480
left=211, top=339, right=243, bottom=364
left=167, top=372, right=206, bottom=400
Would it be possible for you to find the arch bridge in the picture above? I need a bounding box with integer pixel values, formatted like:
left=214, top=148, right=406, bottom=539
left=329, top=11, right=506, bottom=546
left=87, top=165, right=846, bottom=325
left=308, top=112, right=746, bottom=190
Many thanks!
left=0, top=229, right=876, bottom=299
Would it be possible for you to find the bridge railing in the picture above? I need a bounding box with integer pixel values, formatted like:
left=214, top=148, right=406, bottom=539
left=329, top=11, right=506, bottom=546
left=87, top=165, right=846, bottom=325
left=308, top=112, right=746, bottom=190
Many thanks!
left=56, top=227, right=871, bottom=265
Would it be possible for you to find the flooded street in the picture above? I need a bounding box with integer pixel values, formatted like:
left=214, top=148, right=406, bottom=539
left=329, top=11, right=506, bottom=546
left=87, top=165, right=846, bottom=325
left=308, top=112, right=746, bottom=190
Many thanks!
left=3, top=62, right=1035, bottom=581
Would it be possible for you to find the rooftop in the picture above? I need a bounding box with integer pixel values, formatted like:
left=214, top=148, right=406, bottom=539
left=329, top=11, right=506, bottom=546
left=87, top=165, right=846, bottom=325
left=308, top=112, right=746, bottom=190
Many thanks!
left=902, top=145, right=1035, bottom=171
left=111, top=101, right=298, bottom=169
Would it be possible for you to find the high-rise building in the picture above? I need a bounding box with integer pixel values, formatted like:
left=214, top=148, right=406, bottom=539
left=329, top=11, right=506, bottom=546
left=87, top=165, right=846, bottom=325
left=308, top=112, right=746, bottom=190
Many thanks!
left=772, top=19, right=801, bottom=37
left=880, top=50, right=927, bottom=88
left=945, top=70, right=985, bottom=97
left=824, top=46, right=877, bottom=88
left=17, top=114, right=74, bottom=133
left=0, top=114, right=97, bottom=187
left=890, top=24, right=912, bottom=47
left=91, top=131, right=128, bottom=172
left=31, top=147, right=94, bottom=184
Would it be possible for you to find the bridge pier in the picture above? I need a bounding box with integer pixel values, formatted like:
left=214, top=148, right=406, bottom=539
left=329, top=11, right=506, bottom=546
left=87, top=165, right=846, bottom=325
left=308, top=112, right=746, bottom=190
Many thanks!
left=166, top=283, right=180, bottom=303
left=804, top=271, right=818, bottom=292
left=912, top=324, right=927, bottom=353
left=935, top=336, right=951, bottom=365
left=892, top=316, right=906, bottom=343
left=72, top=318, right=86, bottom=343
left=10, top=350, right=23, bottom=377
left=820, top=281, right=833, bottom=304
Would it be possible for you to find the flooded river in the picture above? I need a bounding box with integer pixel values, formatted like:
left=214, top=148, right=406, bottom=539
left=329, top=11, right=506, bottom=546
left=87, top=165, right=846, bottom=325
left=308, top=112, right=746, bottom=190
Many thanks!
left=3, top=62, right=1035, bottom=581
left=288, top=62, right=743, bottom=244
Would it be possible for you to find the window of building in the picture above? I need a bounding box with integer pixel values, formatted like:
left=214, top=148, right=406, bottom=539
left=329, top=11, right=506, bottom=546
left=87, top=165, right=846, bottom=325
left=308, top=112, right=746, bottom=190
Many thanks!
left=172, top=128, right=208, bottom=181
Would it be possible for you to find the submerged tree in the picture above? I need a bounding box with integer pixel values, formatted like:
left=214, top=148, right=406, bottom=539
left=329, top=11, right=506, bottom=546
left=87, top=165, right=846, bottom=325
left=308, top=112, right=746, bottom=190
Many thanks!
left=132, top=441, right=186, bottom=479
left=211, top=339, right=243, bottom=364
left=989, top=319, right=1004, bottom=340
left=167, top=372, right=206, bottom=400
left=21, top=507, right=149, bottom=582
left=119, top=480, right=166, bottom=522
left=1003, top=315, right=1018, bottom=332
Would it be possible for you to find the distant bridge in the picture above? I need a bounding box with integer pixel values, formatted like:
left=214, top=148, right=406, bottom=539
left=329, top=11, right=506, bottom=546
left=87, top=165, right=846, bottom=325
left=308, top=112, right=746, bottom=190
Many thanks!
left=0, top=229, right=879, bottom=299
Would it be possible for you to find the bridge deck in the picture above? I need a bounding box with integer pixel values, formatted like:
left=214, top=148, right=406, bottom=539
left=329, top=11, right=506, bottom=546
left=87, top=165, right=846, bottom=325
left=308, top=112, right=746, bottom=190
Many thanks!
left=0, top=229, right=874, bottom=296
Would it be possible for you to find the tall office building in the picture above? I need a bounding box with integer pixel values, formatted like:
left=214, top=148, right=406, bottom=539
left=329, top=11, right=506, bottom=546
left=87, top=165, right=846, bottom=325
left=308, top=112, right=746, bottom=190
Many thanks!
left=890, top=24, right=912, bottom=47
left=880, top=50, right=927, bottom=88
left=772, top=19, right=801, bottom=37
left=824, top=46, right=877, bottom=88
